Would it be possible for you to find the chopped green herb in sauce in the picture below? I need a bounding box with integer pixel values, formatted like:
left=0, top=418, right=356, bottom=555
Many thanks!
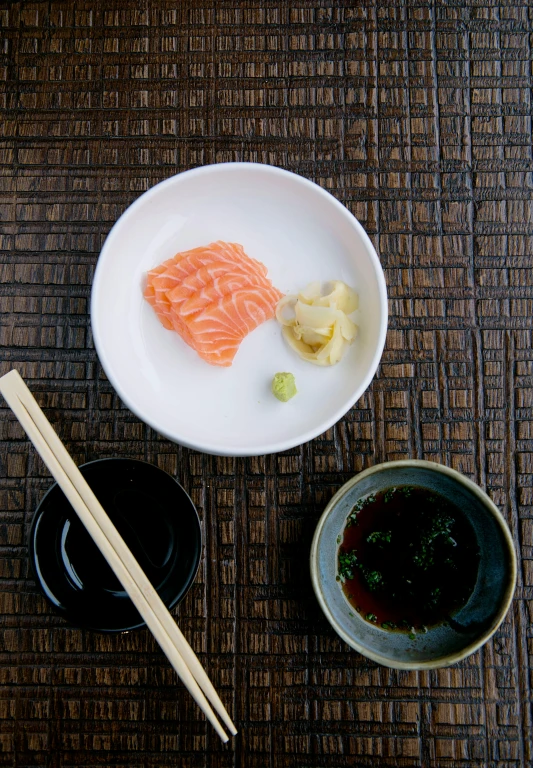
left=367, top=530, right=392, bottom=545
left=358, top=566, right=384, bottom=591
left=338, top=550, right=358, bottom=581
left=337, top=485, right=480, bottom=633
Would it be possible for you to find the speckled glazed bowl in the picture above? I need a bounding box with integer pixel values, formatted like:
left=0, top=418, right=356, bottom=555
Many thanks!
left=310, top=460, right=516, bottom=670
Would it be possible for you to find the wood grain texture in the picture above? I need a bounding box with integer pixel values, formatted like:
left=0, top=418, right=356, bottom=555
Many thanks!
left=0, top=1, right=532, bottom=766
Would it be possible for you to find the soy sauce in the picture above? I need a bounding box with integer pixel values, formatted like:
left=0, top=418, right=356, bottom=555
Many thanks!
left=337, top=486, right=480, bottom=633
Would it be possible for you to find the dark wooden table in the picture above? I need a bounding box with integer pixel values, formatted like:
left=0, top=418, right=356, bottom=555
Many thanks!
left=1, top=1, right=532, bottom=766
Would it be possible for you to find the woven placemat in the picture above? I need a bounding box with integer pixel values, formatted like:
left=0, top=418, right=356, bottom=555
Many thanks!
left=0, top=1, right=531, bottom=766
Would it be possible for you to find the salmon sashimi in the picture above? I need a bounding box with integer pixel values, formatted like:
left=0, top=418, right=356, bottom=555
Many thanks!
left=145, top=257, right=183, bottom=330
left=167, top=264, right=245, bottom=314
left=143, top=241, right=282, bottom=366
left=145, top=253, right=181, bottom=301
left=144, top=262, right=170, bottom=307
left=187, top=286, right=283, bottom=338
left=169, top=242, right=268, bottom=284
left=169, top=264, right=276, bottom=320
left=147, top=241, right=267, bottom=326
left=187, top=289, right=283, bottom=366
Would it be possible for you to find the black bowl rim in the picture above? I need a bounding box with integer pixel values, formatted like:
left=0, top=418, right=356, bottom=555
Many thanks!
left=28, top=457, right=202, bottom=633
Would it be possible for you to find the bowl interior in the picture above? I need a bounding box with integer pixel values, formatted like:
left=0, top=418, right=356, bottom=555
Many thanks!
left=29, top=458, right=201, bottom=633
left=313, top=464, right=515, bottom=668
left=91, top=163, right=387, bottom=456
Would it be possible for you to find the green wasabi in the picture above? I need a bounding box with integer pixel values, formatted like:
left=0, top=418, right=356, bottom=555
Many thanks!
left=271, top=372, right=297, bottom=402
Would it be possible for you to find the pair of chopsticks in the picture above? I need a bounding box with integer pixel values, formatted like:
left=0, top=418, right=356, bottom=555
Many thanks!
left=0, top=369, right=236, bottom=743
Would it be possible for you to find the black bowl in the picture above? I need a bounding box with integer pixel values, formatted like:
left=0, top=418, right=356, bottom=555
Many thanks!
left=29, top=458, right=201, bottom=633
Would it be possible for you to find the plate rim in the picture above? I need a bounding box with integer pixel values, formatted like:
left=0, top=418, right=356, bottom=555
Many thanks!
left=29, top=457, right=202, bottom=633
left=90, top=162, right=388, bottom=456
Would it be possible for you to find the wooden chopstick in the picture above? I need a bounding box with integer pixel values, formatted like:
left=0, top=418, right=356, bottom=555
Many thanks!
left=0, top=369, right=237, bottom=742
left=15, top=371, right=237, bottom=737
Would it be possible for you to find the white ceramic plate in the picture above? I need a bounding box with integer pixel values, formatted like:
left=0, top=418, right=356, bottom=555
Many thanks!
left=91, top=163, right=387, bottom=456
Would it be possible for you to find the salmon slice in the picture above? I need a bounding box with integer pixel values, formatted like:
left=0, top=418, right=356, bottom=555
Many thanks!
left=169, top=264, right=277, bottom=320
left=185, top=287, right=282, bottom=366
left=145, top=263, right=169, bottom=306
left=169, top=242, right=267, bottom=284
left=151, top=242, right=265, bottom=288
left=187, top=285, right=283, bottom=337
left=145, top=256, right=182, bottom=329
left=147, top=241, right=266, bottom=326
left=145, top=252, right=182, bottom=296
left=165, top=263, right=249, bottom=317
left=144, top=241, right=283, bottom=366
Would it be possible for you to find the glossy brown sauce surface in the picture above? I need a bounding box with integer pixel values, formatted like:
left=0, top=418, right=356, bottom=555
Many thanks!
left=338, top=486, right=480, bottom=633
